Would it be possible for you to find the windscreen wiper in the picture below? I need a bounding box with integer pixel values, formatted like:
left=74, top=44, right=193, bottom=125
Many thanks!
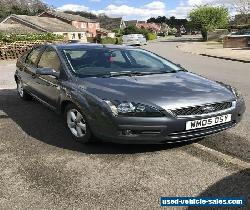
left=108, top=71, right=147, bottom=77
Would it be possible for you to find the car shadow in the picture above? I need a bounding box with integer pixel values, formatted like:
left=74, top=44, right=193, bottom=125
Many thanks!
left=187, top=169, right=250, bottom=210
left=0, top=89, right=198, bottom=154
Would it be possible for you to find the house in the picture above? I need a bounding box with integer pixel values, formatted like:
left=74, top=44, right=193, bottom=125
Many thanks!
left=124, top=20, right=137, bottom=26
left=124, top=20, right=161, bottom=33
left=136, top=22, right=161, bottom=33
left=39, top=11, right=100, bottom=37
left=96, top=28, right=115, bottom=38
left=97, top=16, right=126, bottom=31
left=0, top=14, right=88, bottom=42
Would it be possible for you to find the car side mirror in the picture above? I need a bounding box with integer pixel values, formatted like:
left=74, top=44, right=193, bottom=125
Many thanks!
left=36, top=68, right=59, bottom=78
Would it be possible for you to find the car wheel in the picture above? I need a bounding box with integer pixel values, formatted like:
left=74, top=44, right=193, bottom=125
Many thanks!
left=17, top=79, right=32, bottom=100
left=65, top=104, right=92, bottom=143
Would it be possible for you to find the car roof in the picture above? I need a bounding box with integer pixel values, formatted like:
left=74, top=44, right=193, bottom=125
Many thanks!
left=51, top=43, right=136, bottom=50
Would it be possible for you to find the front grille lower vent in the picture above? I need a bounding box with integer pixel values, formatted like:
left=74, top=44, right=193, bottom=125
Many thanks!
left=171, top=101, right=233, bottom=116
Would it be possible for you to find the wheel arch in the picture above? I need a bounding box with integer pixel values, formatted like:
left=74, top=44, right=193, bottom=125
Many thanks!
left=14, top=75, right=19, bottom=83
left=60, top=100, right=74, bottom=114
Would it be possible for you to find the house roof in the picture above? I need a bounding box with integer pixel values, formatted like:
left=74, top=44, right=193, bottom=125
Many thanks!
left=96, top=27, right=112, bottom=34
left=2, top=15, right=86, bottom=33
left=97, top=17, right=123, bottom=30
left=40, top=11, right=96, bottom=23
left=124, top=20, right=137, bottom=26
left=0, top=23, right=39, bottom=34
left=137, top=21, right=146, bottom=24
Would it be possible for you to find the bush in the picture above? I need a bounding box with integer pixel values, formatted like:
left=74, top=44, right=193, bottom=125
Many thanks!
left=0, top=33, right=63, bottom=43
left=87, top=37, right=96, bottom=43
left=168, top=28, right=177, bottom=35
left=100, top=37, right=117, bottom=44
left=116, top=37, right=122, bottom=44
left=146, top=33, right=157, bottom=40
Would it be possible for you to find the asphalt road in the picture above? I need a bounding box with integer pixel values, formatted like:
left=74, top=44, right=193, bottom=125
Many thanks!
left=0, top=39, right=249, bottom=210
left=144, top=39, right=250, bottom=162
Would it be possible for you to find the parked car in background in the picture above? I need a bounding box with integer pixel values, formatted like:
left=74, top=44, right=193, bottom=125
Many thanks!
left=15, top=44, right=245, bottom=144
left=227, top=29, right=250, bottom=46
left=122, top=34, right=147, bottom=46
left=191, top=31, right=199, bottom=35
left=175, top=32, right=182, bottom=37
left=230, top=29, right=250, bottom=37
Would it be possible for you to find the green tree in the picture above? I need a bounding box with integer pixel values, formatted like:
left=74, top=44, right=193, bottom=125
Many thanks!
left=189, top=6, right=229, bottom=40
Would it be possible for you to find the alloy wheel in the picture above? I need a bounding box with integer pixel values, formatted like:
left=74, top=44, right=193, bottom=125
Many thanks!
left=17, top=80, right=24, bottom=98
left=66, top=109, right=87, bottom=138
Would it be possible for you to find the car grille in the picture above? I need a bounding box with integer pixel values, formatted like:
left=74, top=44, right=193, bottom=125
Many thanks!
left=166, top=121, right=236, bottom=141
left=171, top=101, right=233, bottom=117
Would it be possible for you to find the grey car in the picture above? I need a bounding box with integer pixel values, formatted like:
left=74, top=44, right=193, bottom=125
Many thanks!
left=15, top=43, right=246, bottom=144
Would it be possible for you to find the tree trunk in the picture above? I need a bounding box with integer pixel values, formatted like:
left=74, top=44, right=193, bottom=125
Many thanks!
left=201, top=29, right=208, bottom=41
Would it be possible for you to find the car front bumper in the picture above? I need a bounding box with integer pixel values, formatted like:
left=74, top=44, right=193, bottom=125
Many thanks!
left=91, top=99, right=246, bottom=144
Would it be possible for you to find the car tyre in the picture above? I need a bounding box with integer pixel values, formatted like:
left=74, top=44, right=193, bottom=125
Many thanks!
left=65, top=104, right=92, bottom=143
left=17, top=79, right=32, bottom=100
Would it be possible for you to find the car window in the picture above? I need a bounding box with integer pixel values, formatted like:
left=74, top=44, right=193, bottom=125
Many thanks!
left=66, top=50, right=87, bottom=59
left=38, top=48, right=61, bottom=72
left=63, top=48, right=182, bottom=77
left=25, top=47, right=43, bottom=67
left=110, top=51, right=126, bottom=64
left=127, top=50, right=165, bottom=69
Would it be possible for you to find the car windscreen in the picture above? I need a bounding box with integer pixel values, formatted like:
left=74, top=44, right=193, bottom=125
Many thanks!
left=63, top=48, right=182, bottom=77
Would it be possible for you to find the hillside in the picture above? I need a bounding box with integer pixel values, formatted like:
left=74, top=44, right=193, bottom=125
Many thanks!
left=0, top=0, right=48, bottom=21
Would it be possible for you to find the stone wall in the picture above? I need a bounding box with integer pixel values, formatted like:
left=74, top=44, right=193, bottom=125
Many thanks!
left=223, top=36, right=249, bottom=48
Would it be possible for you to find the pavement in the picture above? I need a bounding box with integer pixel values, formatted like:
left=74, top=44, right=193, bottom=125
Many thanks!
left=175, top=37, right=250, bottom=63
left=0, top=39, right=250, bottom=209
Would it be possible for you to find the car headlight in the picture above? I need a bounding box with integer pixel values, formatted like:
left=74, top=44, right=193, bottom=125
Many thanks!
left=104, top=100, right=164, bottom=117
left=231, top=87, right=243, bottom=99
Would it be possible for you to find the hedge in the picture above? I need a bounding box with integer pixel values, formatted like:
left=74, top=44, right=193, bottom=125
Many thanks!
left=0, top=33, right=64, bottom=43
left=146, top=33, right=157, bottom=40
left=100, top=37, right=122, bottom=45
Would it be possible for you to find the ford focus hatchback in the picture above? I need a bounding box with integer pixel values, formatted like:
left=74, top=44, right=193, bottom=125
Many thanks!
left=15, top=44, right=245, bottom=144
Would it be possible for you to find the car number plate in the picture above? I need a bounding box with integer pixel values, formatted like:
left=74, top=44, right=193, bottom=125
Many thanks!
left=186, top=114, right=232, bottom=130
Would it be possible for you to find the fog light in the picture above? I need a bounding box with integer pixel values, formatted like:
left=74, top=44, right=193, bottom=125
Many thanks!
left=122, top=129, right=133, bottom=136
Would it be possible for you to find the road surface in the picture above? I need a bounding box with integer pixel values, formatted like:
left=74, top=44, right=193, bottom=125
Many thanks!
left=0, top=39, right=249, bottom=209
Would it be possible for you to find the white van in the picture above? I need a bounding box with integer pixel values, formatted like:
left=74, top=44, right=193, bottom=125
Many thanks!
left=122, top=34, right=147, bottom=46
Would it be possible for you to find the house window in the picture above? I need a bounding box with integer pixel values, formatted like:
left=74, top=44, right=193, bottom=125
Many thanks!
left=63, top=33, right=68, bottom=38
left=72, top=33, right=76, bottom=39
left=81, top=22, right=86, bottom=28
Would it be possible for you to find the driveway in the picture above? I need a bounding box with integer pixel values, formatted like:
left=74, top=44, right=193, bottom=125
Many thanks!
left=0, top=42, right=249, bottom=209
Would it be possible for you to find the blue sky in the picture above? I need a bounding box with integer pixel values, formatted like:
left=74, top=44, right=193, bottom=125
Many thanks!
left=43, top=0, right=227, bottom=20
left=45, top=0, right=179, bottom=10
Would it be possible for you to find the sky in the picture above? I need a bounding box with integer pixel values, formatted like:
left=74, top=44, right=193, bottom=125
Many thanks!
left=43, top=0, right=231, bottom=20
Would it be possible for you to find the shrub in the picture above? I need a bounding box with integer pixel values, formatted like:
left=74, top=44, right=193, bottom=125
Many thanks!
left=116, top=37, right=122, bottom=44
left=168, top=28, right=177, bottom=35
left=100, top=37, right=117, bottom=44
left=146, top=33, right=157, bottom=40
left=87, top=37, right=96, bottom=43
left=0, top=33, right=63, bottom=43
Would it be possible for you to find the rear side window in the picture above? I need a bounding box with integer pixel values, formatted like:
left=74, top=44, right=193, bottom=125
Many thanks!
left=25, top=47, right=43, bottom=67
left=38, top=48, right=61, bottom=72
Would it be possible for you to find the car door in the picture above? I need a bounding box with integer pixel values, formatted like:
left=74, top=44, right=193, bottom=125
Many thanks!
left=34, top=47, right=62, bottom=108
left=20, top=46, right=45, bottom=95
